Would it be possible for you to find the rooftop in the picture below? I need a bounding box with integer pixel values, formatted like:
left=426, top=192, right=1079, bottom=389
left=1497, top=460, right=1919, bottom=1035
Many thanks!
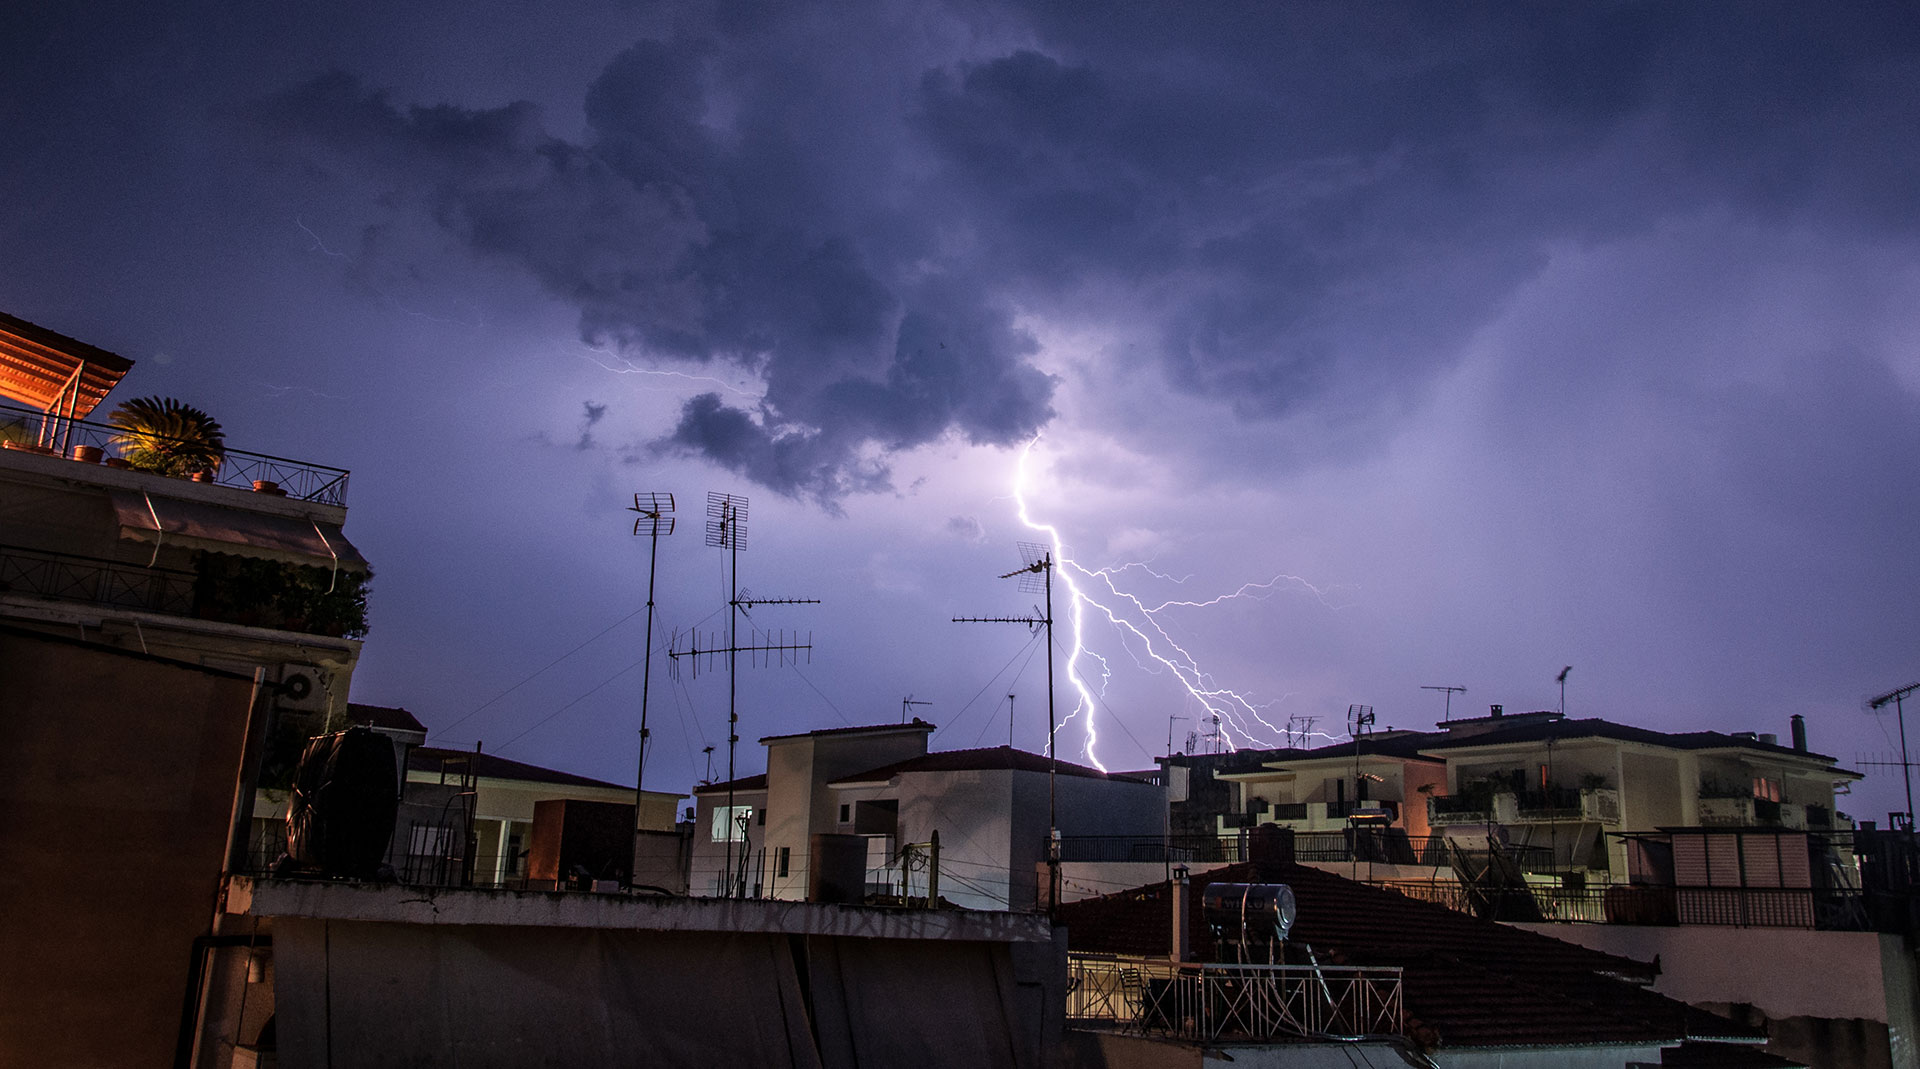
left=692, top=773, right=770, bottom=795
left=408, top=746, right=635, bottom=793
left=346, top=702, right=428, bottom=735
left=1, top=400, right=351, bottom=507
left=1057, top=858, right=1762, bottom=1050
left=831, top=745, right=1145, bottom=787
left=760, top=718, right=936, bottom=743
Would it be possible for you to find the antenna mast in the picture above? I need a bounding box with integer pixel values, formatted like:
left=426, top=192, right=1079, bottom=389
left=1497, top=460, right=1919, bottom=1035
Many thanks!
left=626, top=491, right=675, bottom=885
left=1421, top=685, right=1466, bottom=723
left=669, top=492, right=820, bottom=898
left=1868, top=682, right=1920, bottom=830
left=902, top=695, right=933, bottom=724
left=954, top=540, right=1061, bottom=915
left=1557, top=666, right=1572, bottom=716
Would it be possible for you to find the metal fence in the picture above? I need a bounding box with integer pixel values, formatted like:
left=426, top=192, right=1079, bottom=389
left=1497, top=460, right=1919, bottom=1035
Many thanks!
left=1, top=401, right=350, bottom=506
left=1055, top=830, right=1556, bottom=873
left=1068, top=953, right=1403, bottom=1042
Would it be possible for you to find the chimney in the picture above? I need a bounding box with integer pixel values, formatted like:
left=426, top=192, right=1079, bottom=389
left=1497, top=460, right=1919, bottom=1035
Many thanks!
left=1490, top=704, right=1504, bottom=718
left=1248, top=824, right=1295, bottom=865
left=1170, top=866, right=1191, bottom=962
left=1791, top=714, right=1808, bottom=753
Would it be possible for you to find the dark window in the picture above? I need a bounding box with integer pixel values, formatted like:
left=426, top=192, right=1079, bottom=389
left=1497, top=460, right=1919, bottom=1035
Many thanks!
left=777, top=846, right=791, bottom=878
left=839, top=804, right=851, bottom=823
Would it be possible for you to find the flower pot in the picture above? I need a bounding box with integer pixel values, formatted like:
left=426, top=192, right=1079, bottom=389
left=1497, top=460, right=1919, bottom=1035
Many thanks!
left=71, top=445, right=103, bottom=463
left=103, top=457, right=132, bottom=469
left=251, top=479, right=286, bottom=496
left=193, top=471, right=217, bottom=483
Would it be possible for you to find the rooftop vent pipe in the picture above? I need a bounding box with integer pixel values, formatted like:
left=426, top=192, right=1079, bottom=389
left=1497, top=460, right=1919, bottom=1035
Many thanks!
left=1791, top=714, right=1808, bottom=753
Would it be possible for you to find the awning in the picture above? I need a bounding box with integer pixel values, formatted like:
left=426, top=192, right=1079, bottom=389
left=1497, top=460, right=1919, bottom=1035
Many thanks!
left=0, top=311, right=134, bottom=418
left=110, top=491, right=368, bottom=571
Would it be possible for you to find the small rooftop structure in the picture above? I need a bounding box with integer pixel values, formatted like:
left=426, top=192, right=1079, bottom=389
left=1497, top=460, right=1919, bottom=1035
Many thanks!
left=0, top=311, right=133, bottom=419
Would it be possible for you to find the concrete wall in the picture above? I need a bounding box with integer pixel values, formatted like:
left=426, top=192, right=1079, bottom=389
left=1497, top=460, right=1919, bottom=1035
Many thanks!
left=236, top=884, right=1064, bottom=1069
left=1513, top=922, right=1919, bottom=1069
left=0, top=628, right=264, bottom=1068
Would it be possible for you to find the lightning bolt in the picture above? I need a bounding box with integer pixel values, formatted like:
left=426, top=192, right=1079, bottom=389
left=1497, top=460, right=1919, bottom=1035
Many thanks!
left=1010, top=436, right=1344, bottom=769
left=578, top=346, right=761, bottom=399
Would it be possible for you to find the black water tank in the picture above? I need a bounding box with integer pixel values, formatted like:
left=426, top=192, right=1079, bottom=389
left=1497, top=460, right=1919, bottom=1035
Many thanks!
left=285, top=727, right=399, bottom=878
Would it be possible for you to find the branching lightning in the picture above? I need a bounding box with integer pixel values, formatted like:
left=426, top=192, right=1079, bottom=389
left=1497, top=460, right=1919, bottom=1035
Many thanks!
left=579, top=346, right=760, bottom=399
left=1010, top=436, right=1344, bottom=770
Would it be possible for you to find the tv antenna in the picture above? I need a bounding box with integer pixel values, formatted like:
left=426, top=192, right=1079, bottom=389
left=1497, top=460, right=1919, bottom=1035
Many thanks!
left=1867, top=682, right=1920, bottom=830
left=626, top=491, right=675, bottom=880
left=1168, top=715, right=1192, bottom=758
left=701, top=745, right=715, bottom=785
left=1008, top=693, right=1017, bottom=749
left=1285, top=714, right=1320, bottom=749
left=1421, top=685, right=1466, bottom=723
left=1556, top=666, right=1572, bottom=716
left=668, top=492, right=820, bottom=898
left=954, top=540, right=1062, bottom=915
left=902, top=695, right=933, bottom=724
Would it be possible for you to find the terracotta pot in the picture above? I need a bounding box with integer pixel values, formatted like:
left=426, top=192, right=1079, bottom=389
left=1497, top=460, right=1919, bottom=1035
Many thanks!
left=71, top=445, right=103, bottom=463
left=103, top=457, right=132, bottom=469
left=194, top=471, right=217, bottom=483
left=251, top=479, right=286, bottom=496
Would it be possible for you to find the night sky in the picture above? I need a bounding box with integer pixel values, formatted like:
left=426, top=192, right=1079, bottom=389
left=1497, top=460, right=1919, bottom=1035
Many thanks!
left=6, top=3, right=1919, bottom=820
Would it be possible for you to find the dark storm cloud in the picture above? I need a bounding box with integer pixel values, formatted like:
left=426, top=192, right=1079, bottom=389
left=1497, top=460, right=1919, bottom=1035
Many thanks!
left=256, top=2, right=1920, bottom=497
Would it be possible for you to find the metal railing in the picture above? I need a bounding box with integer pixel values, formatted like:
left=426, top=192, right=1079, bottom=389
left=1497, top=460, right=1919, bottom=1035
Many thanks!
left=1, top=402, right=350, bottom=506
left=0, top=543, right=196, bottom=614
left=1055, top=830, right=1557, bottom=873
left=1068, top=953, right=1403, bottom=1042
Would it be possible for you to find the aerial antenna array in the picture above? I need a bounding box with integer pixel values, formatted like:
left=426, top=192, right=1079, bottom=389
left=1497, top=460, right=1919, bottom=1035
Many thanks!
left=1420, top=685, right=1466, bottom=723
left=625, top=491, right=676, bottom=879
left=1866, top=682, right=1920, bottom=830
left=669, top=491, right=820, bottom=897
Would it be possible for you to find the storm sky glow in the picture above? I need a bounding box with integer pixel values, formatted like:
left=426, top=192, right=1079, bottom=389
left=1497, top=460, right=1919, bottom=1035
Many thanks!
left=6, top=2, right=1920, bottom=820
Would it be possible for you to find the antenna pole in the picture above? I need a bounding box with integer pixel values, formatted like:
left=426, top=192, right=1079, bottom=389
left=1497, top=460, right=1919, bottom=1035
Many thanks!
left=952, top=542, right=1061, bottom=915
left=1009, top=693, right=1016, bottom=749
left=1421, top=685, right=1466, bottom=723
left=627, top=492, right=676, bottom=887
left=672, top=492, right=819, bottom=898
left=1871, top=683, right=1920, bottom=829
left=1557, top=666, right=1572, bottom=717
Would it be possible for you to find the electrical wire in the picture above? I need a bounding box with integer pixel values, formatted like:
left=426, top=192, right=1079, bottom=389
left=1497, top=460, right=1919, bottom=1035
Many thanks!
left=437, top=606, right=649, bottom=735
left=932, top=627, right=1046, bottom=746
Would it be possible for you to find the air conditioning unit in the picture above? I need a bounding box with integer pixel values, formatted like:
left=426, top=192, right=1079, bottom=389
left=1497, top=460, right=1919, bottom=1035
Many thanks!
left=276, top=663, right=330, bottom=713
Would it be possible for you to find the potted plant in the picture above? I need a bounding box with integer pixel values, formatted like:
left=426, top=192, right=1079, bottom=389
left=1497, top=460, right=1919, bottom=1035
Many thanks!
left=106, top=396, right=226, bottom=477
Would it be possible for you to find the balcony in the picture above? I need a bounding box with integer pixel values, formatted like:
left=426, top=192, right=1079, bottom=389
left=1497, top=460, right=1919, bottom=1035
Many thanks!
left=1428, top=793, right=1497, bottom=827
left=1068, top=954, right=1403, bottom=1042
left=1429, top=789, right=1620, bottom=827
left=1, top=401, right=350, bottom=506
left=1229, top=800, right=1401, bottom=834
left=0, top=542, right=369, bottom=639
left=1699, top=796, right=1809, bottom=829
left=1512, top=787, right=1621, bottom=826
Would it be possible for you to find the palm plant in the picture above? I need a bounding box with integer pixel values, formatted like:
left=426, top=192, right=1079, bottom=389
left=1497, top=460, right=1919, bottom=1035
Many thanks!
left=107, top=396, right=226, bottom=476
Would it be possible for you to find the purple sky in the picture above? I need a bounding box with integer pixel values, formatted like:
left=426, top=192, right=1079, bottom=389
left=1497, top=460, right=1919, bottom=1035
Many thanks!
left=6, top=3, right=1919, bottom=820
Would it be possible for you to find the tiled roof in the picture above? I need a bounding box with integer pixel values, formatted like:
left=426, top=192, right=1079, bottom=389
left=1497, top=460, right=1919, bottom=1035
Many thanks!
left=691, top=773, right=769, bottom=795
left=407, top=747, right=629, bottom=792
left=1056, top=860, right=1761, bottom=1051
left=830, top=745, right=1118, bottom=786
left=346, top=702, right=427, bottom=735
left=759, top=718, right=935, bottom=743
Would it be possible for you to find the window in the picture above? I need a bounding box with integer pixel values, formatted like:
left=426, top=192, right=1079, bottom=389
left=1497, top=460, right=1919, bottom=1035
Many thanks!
left=839, top=803, right=851, bottom=824
left=711, top=805, right=754, bottom=842
left=1752, top=777, right=1782, bottom=802
left=777, top=846, right=791, bottom=878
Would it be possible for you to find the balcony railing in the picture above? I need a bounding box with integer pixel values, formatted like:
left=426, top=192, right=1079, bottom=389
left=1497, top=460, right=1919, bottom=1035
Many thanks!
left=1068, top=954, right=1403, bottom=1042
left=0, top=542, right=366, bottom=639
left=1055, top=831, right=1556, bottom=874
left=1699, top=796, right=1811, bottom=829
left=0, top=543, right=195, bottom=614
left=1, top=402, right=350, bottom=507
left=1429, top=789, right=1620, bottom=827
